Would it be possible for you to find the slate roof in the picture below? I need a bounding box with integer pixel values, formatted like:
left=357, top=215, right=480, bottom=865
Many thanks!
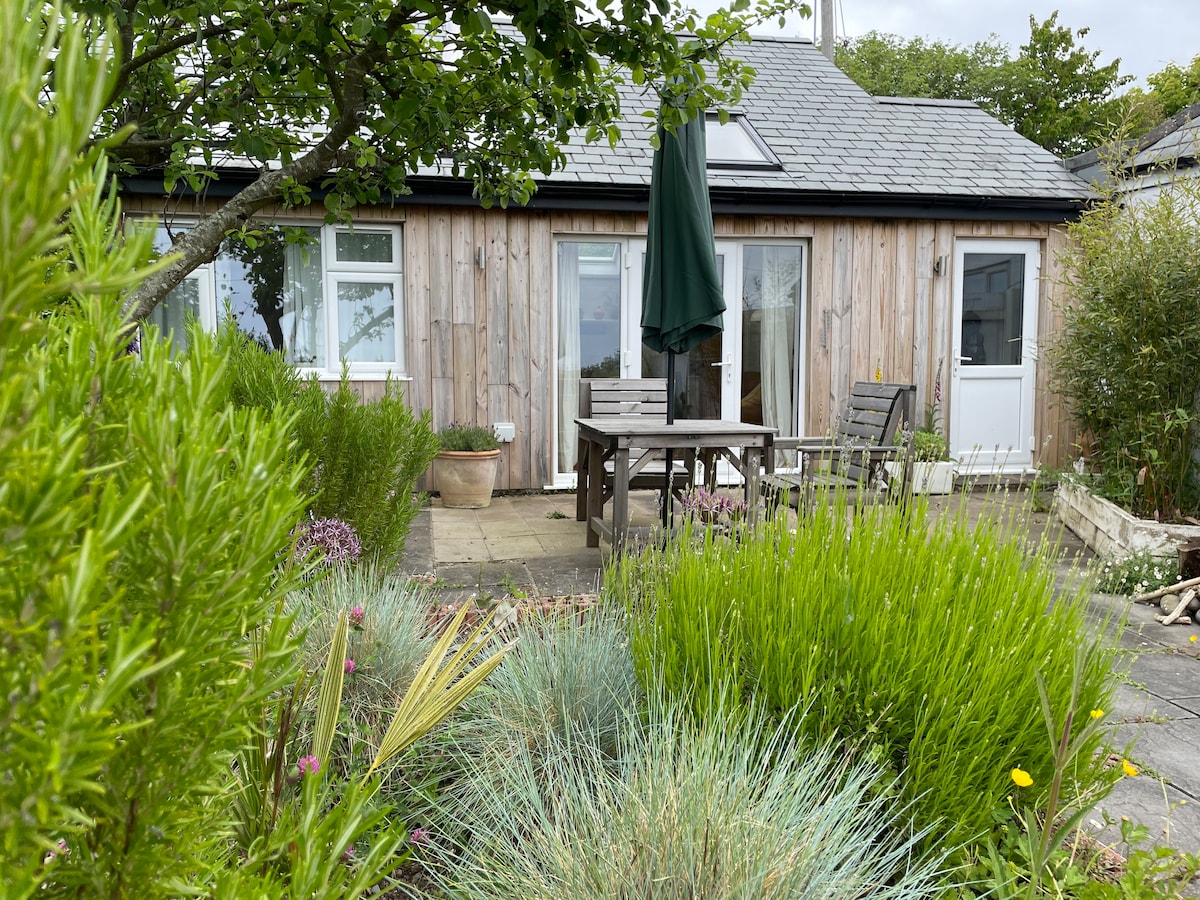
left=541, top=36, right=1088, bottom=206
left=1067, top=100, right=1200, bottom=185
left=1130, top=104, right=1200, bottom=171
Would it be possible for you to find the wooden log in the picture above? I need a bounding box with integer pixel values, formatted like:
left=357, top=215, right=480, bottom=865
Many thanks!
left=1157, top=590, right=1195, bottom=626
left=1132, top=575, right=1200, bottom=604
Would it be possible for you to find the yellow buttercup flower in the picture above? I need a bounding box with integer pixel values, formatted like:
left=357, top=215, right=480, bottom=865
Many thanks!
left=1089, top=709, right=1104, bottom=720
left=1122, top=760, right=1139, bottom=777
left=1011, top=768, right=1033, bottom=788
left=1190, top=635, right=1197, bottom=643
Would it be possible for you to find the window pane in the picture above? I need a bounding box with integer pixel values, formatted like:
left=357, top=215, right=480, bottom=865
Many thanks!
left=740, top=245, right=801, bottom=436
left=557, top=241, right=621, bottom=473
left=337, top=282, right=395, bottom=362
left=216, top=226, right=324, bottom=366
left=336, top=231, right=393, bottom=263
left=148, top=277, right=200, bottom=354
left=962, top=253, right=1024, bottom=366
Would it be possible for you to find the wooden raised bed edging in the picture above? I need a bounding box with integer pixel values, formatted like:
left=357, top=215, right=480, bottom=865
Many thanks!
left=1054, top=481, right=1200, bottom=558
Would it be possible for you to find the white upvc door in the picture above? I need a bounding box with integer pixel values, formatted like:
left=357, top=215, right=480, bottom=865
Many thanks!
left=625, top=240, right=741, bottom=421
left=551, top=236, right=806, bottom=487
left=949, top=239, right=1040, bottom=471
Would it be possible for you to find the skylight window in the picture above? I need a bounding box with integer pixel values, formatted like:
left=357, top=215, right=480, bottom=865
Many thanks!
left=705, top=114, right=782, bottom=170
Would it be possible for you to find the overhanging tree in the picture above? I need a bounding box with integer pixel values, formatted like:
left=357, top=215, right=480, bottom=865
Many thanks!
left=56, top=0, right=802, bottom=323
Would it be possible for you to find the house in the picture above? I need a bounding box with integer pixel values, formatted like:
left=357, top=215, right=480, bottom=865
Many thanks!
left=121, top=36, right=1090, bottom=492
left=1067, top=100, right=1200, bottom=204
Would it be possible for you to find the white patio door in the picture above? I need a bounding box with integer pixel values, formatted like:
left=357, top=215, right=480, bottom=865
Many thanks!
left=950, top=239, right=1040, bottom=470
left=628, top=240, right=806, bottom=482
left=627, top=240, right=740, bottom=422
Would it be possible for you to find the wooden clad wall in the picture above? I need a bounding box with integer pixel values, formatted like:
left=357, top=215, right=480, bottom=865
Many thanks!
left=123, top=194, right=1075, bottom=490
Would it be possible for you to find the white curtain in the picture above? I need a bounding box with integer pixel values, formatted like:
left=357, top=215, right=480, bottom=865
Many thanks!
left=284, top=240, right=325, bottom=367
left=556, top=243, right=582, bottom=474
left=756, top=246, right=799, bottom=437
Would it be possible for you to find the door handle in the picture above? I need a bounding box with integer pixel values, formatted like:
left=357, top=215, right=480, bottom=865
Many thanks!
left=955, top=355, right=972, bottom=363
left=709, top=360, right=731, bottom=367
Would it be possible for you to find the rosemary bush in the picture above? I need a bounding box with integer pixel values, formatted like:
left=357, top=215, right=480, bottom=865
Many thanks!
left=0, top=8, right=318, bottom=891
left=222, top=336, right=440, bottom=565
left=615, top=494, right=1117, bottom=853
left=1048, top=175, right=1200, bottom=518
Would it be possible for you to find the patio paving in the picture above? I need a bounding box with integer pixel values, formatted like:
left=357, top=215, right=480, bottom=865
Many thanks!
left=398, top=487, right=1200, bottom=860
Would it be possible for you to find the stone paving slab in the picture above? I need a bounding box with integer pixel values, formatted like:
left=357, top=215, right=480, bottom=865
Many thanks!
left=1111, top=683, right=1197, bottom=723
left=1089, top=776, right=1200, bottom=854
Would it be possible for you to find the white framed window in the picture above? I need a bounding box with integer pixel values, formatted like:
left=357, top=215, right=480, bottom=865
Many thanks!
left=146, top=220, right=405, bottom=379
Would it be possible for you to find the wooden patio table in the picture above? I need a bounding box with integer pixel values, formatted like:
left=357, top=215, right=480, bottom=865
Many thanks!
left=574, top=417, right=776, bottom=553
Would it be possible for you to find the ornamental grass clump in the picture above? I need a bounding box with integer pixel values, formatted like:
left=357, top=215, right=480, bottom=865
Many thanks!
left=615, top=490, right=1117, bottom=854
left=423, top=609, right=643, bottom=844
left=288, top=567, right=439, bottom=776
left=438, top=698, right=948, bottom=899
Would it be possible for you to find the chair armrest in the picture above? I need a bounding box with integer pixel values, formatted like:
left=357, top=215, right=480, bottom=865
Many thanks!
left=774, top=438, right=907, bottom=456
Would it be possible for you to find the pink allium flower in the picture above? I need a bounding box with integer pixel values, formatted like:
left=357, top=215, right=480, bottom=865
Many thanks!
left=297, top=755, right=320, bottom=777
left=344, top=658, right=356, bottom=675
left=348, top=605, right=365, bottom=628
left=410, top=827, right=429, bottom=846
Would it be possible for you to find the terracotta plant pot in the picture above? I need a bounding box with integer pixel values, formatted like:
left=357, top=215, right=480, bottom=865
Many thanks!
left=434, top=449, right=501, bottom=508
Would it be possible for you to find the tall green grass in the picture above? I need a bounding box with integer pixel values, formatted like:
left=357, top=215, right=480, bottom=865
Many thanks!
left=615, top=493, right=1116, bottom=851
left=438, top=699, right=947, bottom=899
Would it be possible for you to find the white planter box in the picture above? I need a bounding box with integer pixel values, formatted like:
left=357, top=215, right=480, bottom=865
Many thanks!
left=885, top=460, right=956, bottom=495
left=1054, top=481, right=1200, bottom=558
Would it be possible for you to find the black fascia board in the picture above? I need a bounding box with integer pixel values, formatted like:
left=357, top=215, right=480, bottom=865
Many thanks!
left=120, top=171, right=1086, bottom=223
left=394, top=177, right=1088, bottom=222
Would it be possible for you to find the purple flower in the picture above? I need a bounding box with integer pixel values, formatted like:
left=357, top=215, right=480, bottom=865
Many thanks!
left=291, top=517, right=362, bottom=565
left=410, top=827, right=429, bottom=847
left=348, top=605, right=365, bottom=628
left=297, top=755, right=320, bottom=777
left=342, top=845, right=356, bottom=862
left=344, top=658, right=356, bottom=675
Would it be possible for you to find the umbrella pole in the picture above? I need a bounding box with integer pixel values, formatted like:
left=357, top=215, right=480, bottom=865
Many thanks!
left=663, top=351, right=676, bottom=531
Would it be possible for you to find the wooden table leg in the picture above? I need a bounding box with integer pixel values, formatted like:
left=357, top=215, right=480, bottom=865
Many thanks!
left=575, top=437, right=588, bottom=522
left=612, top=447, right=630, bottom=555
left=585, top=438, right=603, bottom=548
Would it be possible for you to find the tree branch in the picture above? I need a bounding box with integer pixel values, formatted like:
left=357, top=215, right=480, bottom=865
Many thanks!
left=121, top=53, right=377, bottom=322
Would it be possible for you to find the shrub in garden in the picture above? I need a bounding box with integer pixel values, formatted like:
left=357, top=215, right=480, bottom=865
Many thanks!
left=440, top=698, right=948, bottom=899
left=221, top=331, right=440, bottom=566
left=614, top=496, right=1118, bottom=855
left=1048, top=174, right=1200, bottom=518
left=0, top=7, right=317, bottom=893
left=288, top=567, right=440, bottom=774
left=422, top=609, right=643, bottom=845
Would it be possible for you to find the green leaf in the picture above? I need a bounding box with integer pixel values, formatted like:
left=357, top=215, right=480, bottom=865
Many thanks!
left=311, top=609, right=348, bottom=769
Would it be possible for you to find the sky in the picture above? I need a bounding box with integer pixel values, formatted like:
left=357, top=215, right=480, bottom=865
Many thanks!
left=707, top=0, right=1199, bottom=86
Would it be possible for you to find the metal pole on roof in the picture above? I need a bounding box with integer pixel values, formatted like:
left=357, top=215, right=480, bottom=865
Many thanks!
left=820, top=0, right=835, bottom=61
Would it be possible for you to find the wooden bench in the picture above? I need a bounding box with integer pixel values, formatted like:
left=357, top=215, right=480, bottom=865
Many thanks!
left=763, top=382, right=916, bottom=508
left=574, top=378, right=696, bottom=522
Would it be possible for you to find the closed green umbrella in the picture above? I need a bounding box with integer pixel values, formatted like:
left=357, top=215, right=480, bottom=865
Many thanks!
left=641, top=107, right=725, bottom=527
left=641, top=108, right=726, bottom=412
